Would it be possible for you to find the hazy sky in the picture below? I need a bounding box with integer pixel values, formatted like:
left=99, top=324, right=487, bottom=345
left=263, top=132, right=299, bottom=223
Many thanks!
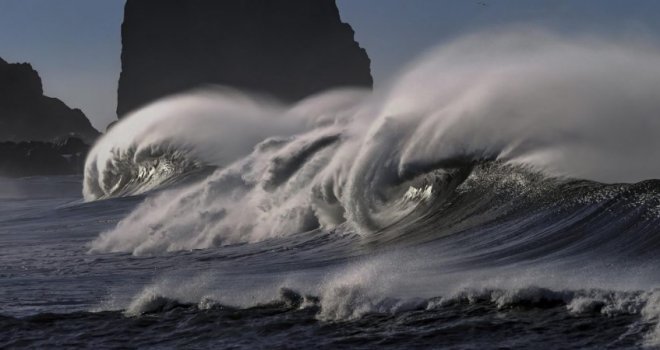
left=1, top=0, right=660, bottom=130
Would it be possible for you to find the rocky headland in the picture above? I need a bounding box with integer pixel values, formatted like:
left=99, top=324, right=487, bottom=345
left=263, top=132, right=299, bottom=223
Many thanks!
left=0, top=57, right=99, bottom=176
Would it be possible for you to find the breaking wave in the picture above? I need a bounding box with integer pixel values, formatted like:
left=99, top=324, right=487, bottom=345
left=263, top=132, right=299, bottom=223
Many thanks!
left=86, top=30, right=660, bottom=253
left=79, top=29, right=660, bottom=346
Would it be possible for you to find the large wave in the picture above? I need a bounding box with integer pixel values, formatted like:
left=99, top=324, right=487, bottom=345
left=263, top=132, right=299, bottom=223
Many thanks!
left=75, top=29, right=660, bottom=347
left=85, top=30, right=660, bottom=255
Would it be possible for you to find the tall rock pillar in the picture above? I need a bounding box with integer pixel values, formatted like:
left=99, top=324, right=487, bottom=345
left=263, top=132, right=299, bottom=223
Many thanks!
left=117, top=0, right=373, bottom=118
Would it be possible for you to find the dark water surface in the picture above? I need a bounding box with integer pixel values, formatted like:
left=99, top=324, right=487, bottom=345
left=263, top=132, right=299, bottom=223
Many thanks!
left=2, top=173, right=660, bottom=349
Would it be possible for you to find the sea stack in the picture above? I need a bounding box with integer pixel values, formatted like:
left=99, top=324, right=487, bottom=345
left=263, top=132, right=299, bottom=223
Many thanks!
left=116, top=0, right=373, bottom=118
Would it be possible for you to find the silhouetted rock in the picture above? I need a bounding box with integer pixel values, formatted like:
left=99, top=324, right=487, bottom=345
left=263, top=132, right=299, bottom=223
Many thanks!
left=117, top=0, right=372, bottom=117
left=0, top=57, right=100, bottom=143
left=0, top=57, right=99, bottom=176
left=0, top=137, right=90, bottom=177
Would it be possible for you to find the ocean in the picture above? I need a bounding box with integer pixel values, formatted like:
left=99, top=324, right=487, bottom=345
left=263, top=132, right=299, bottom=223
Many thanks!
left=4, top=31, right=660, bottom=349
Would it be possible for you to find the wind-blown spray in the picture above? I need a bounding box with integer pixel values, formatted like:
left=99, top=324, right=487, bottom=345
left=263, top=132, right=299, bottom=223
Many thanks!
left=86, top=30, right=660, bottom=255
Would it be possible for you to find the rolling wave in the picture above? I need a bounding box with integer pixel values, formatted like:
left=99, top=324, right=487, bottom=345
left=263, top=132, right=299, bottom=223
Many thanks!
left=79, top=30, right=660, bottom=345
left=86, top=30, right=660, bottom=254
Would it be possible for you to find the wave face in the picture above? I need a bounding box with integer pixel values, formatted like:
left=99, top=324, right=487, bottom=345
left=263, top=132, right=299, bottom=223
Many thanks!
left=86, top=30, right=660, bottom=252
left=69, top=30, right=660, bottom=347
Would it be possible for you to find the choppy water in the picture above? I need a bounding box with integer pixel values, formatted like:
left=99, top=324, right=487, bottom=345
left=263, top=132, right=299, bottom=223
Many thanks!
left=6, top=31, right=660, bottom=349
left=3, top=169, right=660, bottom=349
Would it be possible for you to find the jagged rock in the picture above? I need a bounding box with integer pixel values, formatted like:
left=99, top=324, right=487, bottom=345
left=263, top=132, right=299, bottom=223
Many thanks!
left=117, top=0, right=372, bottom=117
left=0, top=137, right=90, bottom=177
left=0, top=57, right=99, bottom=176
left=0, top=57, right=100, bottom=143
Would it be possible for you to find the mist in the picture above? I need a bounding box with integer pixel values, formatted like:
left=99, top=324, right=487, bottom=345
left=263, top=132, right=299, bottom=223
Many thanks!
left=84, top=29, right=660, bottom=256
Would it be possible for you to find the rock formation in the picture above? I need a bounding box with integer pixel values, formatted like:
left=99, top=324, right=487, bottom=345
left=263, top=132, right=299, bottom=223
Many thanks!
left=0, top=57, right=99, bottom=176
left=0, top=57, right=99, bottom=143
left=0, top=137, right=90, bottom=177
left=117, top=0, right=372, bottom=117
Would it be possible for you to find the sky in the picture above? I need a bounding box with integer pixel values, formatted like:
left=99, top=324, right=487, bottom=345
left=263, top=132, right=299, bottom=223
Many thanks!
left=1, top=0, right=660, bottom=130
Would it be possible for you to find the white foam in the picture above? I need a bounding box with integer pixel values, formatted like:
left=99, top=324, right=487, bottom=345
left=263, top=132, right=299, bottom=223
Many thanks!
left=86, top=29, right=660, bottom=255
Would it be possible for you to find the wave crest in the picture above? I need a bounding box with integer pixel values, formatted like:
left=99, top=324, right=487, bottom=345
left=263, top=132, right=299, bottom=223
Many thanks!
left=86, top=30, right=660, bottom=255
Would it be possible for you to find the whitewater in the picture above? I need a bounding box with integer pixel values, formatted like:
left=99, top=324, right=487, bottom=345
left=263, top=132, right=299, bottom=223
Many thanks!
left=5, top=30, right=660, bottom=348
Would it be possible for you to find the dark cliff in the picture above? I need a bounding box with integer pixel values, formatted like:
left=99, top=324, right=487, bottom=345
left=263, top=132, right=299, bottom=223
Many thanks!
left=0, top=138, right=91, bottom=177
left=0, top=57, right=100, bottom=143
left=117, top=0, right=373, bottom=117
left=0, top=57, right=99, bottom=176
